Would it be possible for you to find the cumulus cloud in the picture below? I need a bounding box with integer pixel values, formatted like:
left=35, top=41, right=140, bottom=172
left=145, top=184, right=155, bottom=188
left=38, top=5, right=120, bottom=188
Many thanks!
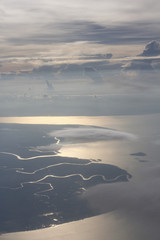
left=48, top=126, right=137, bottom=143
left=140, top=40, right=160, bottom=57
left=122, top=41, right=160, bottom=71
left=82, top=163, right=160, bottom=239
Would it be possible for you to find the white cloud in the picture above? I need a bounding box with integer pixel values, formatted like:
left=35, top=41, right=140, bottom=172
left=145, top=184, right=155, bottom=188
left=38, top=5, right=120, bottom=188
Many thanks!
left=48, top=126, right=137, bottom=143
left=31, top=126, right=137, bottom=153
left=30, top=143, right=62, bottom=153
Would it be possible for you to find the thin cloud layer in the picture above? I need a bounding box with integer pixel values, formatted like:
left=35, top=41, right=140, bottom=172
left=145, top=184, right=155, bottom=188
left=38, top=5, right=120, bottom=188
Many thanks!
left=82, top=163, right=160, bottom=239
left=123, top=59, right=153, bottom=70
left=30, top=126, right=137, bottom=154
left=30, top=143, right=62, bottom=153
left=48, top=126, right=137, bottom=143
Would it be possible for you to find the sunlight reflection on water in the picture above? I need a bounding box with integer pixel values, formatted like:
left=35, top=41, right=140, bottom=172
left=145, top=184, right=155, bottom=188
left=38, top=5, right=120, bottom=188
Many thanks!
left=1, top=115, right=160, bottom=240
left=0, top=115, right=159, bottom=173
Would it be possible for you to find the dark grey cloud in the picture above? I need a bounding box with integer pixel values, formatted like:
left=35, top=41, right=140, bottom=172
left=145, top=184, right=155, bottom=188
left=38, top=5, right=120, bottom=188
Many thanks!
left=123, top=59, right=153, bottom=70
left=123, top=42, right=160, bottom=70
left=31, top=61, right=118, bottom=84
left=84, top=53, right=112, bottom=60
left=6, top=21, right=160, bottom=46
left=123, top=57, right=160, bottom=71
left=33, top=65, right=56, bottom=73
left=140, top=40, right=160, bottom=56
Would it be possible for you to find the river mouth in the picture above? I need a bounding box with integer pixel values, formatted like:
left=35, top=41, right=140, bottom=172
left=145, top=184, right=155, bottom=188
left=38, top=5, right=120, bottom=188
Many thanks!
left=0, top=118, right=133, bottom=233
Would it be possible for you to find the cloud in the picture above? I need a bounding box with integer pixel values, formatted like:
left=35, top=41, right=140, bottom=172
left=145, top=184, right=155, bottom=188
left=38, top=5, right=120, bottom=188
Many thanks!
left=122, top=41, right=160, bottom=70
left=45, top=80, right=54, bottom=90
left=30, top=126, right=137, bottom=155
left=6, top=22, right=160, bottom=46
left=82, top=163, right=160, bottom=239
left=123, top=59, right=153, bottom=70
left=48, top=126, right=137, bottom=143
left=84, top=67, right=103, bottom=84
left=140, top=40, right=160, bottom=56
left=84, top=53, right=112, bottom=60
left=30, top=61, right=118, bottom=84
left=83, top=167, right=160, bottom=219
left=33, top=65, right=56, bottom=73
left=30, top=143, right=62, bottom=153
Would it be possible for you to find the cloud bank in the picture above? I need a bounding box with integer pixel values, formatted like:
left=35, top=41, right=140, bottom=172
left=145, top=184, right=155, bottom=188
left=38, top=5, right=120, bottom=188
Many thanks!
left=31, top=126, right=137, bottom=153
left=48, top=126, right=137, bottom=143
left=123, top=40, right=160, bottom=71
left=82, top=163, right=160, bottom=239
